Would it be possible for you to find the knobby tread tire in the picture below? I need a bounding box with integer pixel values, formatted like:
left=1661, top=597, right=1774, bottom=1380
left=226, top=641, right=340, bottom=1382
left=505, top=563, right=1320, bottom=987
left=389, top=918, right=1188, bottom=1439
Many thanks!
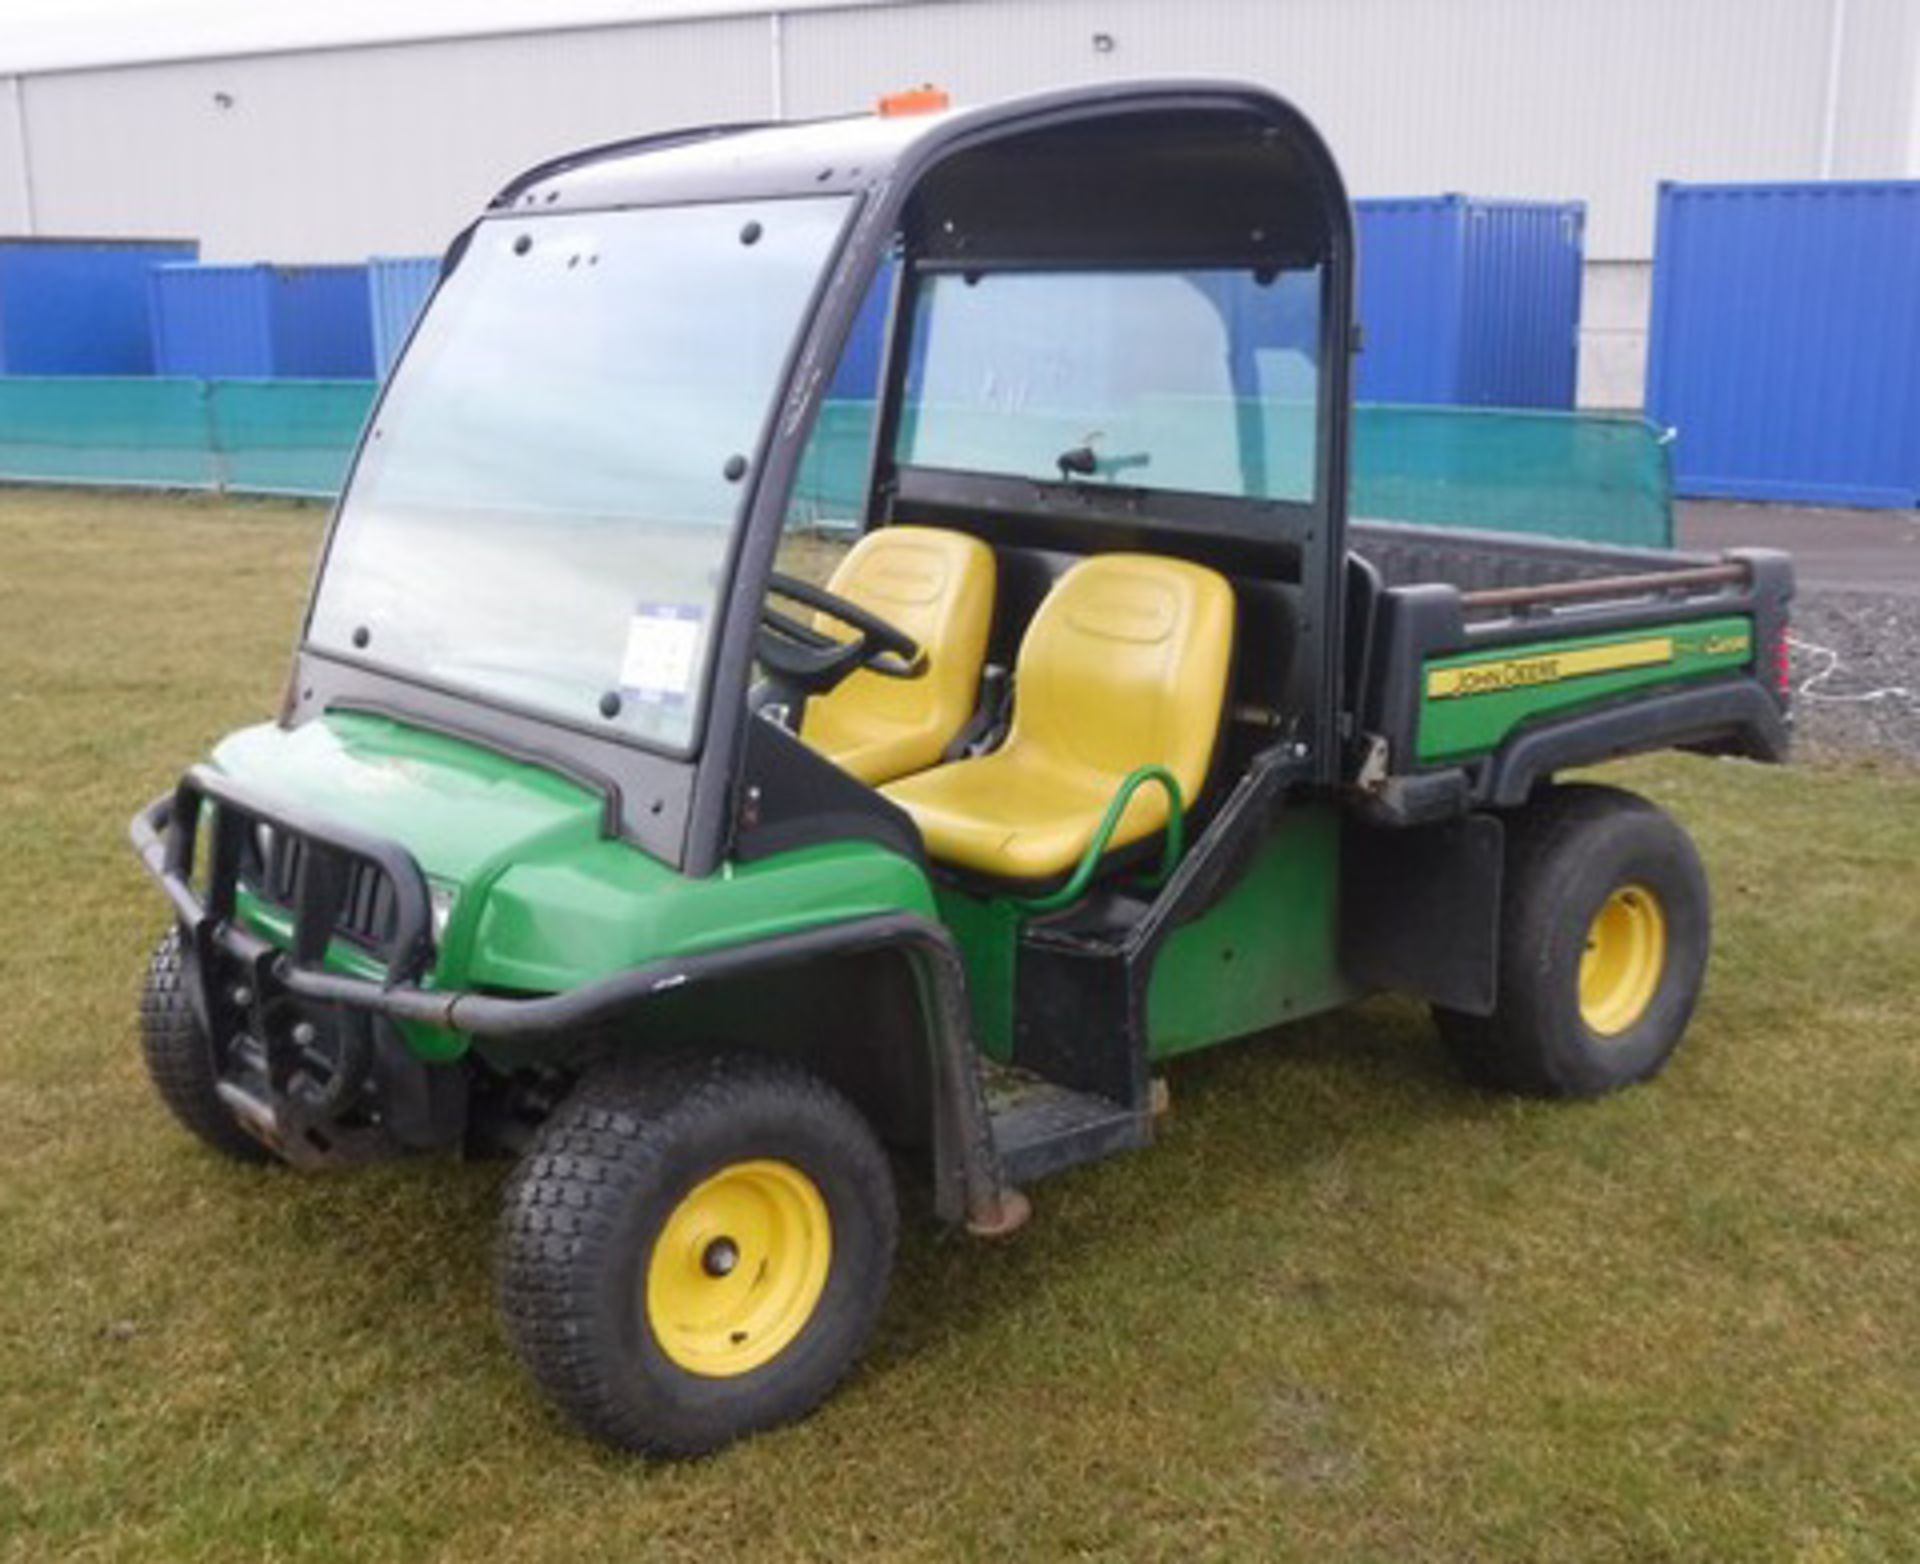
left=138, top=927, right=272, bottom=1162
left=497, top=1051, right=897, bottom=1456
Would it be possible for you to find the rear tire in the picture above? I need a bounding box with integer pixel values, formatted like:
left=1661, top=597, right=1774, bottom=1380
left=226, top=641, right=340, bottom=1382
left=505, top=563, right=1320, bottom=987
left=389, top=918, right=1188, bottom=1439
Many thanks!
left=139, top=927, right=271, bottom=1162
left=1433, top=784, right=1710, bottom=1098
left=497, top=1052, right=897, bottom=1455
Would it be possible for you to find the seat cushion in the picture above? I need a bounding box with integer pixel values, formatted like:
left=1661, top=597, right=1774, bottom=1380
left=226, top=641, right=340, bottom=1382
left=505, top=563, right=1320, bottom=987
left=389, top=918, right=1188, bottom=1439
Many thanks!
left=799, top=526, right=995, bottom=785
left=883, top=552, right=1234, bottom=880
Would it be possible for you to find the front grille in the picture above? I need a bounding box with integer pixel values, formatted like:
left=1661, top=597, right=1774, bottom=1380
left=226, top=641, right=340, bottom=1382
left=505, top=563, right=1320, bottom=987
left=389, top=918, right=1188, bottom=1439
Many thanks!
left=250, top=831, right=399, bottom=952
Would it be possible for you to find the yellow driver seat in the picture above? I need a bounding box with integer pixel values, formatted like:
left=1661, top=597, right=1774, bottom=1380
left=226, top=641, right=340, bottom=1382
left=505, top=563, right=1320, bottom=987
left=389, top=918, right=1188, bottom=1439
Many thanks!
left=881, top=553, right=1235, bottom=882
left=799, top=526, right=997, bottom=786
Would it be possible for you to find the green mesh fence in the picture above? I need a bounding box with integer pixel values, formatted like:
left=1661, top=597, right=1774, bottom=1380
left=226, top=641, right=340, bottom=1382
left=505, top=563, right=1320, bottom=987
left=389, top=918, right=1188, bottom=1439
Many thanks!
left=788, top=399, right=1672, bottom=548
left=206, top=381, right=378, bottom=496
left=0, top=378, right=213, bottom=489
left=1351, top=404, right=1672, bottom=546
left=0, top=377, right=377, bottom=498
left=0, top=381, right=1670, bottom=548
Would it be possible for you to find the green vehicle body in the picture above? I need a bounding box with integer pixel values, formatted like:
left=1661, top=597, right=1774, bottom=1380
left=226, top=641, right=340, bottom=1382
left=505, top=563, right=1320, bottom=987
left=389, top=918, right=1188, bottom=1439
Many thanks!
left=132, top=79, right=1796, bottom=1236
left=205, top=590, right=1769, bottom=1090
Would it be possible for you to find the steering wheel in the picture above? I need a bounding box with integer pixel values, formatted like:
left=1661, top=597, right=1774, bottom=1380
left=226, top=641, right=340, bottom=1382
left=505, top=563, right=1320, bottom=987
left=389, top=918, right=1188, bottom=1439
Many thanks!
left=757, top=571, right=927, bottom=696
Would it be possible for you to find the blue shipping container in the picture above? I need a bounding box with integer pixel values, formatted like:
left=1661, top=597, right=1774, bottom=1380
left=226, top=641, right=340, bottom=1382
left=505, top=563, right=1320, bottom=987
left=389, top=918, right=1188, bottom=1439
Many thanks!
left=367, top=255, right=440, bottom=380
left=1646, top=180, right=1920, bottom=508
left=0, top=237, right=198, bottom=374
left=1354, top=196, right=1585, bottom=409
left=149, top=263, right=375, bottom=379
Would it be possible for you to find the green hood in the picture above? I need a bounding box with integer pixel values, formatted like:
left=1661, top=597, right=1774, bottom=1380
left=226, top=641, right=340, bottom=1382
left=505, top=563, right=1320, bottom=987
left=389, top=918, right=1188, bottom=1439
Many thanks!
left=210, top=712, right=936, bottom=1010
left=212, top=712, right=604, bottom=888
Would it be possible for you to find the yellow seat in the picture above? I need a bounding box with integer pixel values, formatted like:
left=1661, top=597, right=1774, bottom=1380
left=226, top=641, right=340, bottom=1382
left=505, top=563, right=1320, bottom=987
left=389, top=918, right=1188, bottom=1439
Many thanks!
left=799, top=526, right=996, bottom=786
left=881, top=553, right=1235, bottom=882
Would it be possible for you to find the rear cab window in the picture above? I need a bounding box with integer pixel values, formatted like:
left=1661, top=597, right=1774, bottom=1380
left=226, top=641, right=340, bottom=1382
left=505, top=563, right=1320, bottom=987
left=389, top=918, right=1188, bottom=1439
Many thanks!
left=895, top=266, right=1324, bottom=502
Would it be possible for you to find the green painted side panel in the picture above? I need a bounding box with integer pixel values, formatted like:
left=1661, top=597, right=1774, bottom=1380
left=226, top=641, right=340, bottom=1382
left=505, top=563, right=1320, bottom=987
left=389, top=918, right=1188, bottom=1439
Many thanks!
left=1145, top=805, right=1356, bottom=1058
left=933, top=883, right=1021, bottom=1061
left=470, top=836, right=936, bottom=994
left=210, top=713, right=939, bottom=1061
left=1416, top=614, right=1754, bottom=763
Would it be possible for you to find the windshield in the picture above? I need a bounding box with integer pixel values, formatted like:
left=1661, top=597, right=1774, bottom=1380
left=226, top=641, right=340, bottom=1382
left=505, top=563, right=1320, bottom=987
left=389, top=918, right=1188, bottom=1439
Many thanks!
left=308, top=196, right=851, bottom=753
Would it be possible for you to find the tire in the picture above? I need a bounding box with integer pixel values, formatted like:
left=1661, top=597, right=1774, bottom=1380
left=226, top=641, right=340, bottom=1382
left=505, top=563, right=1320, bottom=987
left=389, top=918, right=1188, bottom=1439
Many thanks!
left=138, top=927, right=272, bottom=1162
left=497, top=1052, right=898, bottom=1456
left=1433, top=783, right=1710, bottom=1099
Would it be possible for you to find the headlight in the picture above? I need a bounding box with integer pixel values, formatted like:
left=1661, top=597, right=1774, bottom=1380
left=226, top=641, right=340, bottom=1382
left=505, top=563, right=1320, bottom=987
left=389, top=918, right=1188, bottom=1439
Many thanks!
left=428, top=882, right=458, bottom=944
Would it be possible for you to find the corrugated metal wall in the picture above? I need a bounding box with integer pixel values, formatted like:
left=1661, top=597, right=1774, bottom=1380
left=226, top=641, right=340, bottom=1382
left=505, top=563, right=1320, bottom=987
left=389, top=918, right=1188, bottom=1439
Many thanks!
left=1353, top=197, right=1584, bottom=409
left=17, top=15, right=769, bottom=263
left=367, top=256, right=440, bottom=380
left=0, top=238, right=198, bottom=373
left=1457, top=203, right=1584, bottom=408
left=9, top=0, right=1916, bottom=266
left=1646, top=180, right=1920, bottom=506
left=150, top=263, right=374, bottom=378
left=781, top=0, right=1915, bottom=257
left=151, top=265, right=275, bottom=377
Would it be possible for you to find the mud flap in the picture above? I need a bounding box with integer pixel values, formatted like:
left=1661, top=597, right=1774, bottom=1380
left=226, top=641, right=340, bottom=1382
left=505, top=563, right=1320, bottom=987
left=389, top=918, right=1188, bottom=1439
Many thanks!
left=1340, top=812, right=1503, bottom=1015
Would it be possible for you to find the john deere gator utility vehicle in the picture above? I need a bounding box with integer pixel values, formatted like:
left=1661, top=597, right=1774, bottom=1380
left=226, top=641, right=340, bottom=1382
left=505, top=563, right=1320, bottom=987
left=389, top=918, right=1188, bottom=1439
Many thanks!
left=131, top=80, right=1794, bottom=1454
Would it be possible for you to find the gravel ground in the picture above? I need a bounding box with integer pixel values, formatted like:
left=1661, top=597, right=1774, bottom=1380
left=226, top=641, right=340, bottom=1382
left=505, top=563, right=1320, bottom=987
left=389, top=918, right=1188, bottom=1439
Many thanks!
left=1786, top=588, right=1920, bottom=766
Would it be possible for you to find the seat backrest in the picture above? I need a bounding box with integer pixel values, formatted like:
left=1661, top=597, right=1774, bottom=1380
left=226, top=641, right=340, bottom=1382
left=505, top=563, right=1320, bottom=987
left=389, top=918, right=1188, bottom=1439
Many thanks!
left=799, top=525, right=996, bottom=782
left=1006, top=552, right=1235, bottom=804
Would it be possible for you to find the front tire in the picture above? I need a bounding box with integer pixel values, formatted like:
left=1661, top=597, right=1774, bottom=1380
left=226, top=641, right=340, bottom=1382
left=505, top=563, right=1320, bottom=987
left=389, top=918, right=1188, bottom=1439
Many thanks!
left=497, top=1053, right=897, bottom=1455
left=139, top=927, right=271, bottom=1162
left=1434, top=784, right=1711, bottom=1098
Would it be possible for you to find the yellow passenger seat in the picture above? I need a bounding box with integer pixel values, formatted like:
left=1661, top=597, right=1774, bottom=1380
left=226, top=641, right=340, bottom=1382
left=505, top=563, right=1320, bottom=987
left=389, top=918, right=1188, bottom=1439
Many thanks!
left=799, top=526, right=997, bottom=786
left=881, top=553, right=1235, bottom=882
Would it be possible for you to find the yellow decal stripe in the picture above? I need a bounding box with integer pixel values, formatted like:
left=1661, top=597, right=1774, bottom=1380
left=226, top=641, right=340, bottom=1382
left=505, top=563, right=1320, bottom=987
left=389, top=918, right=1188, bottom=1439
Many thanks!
left=1427, top=637, right=1675, bottom=700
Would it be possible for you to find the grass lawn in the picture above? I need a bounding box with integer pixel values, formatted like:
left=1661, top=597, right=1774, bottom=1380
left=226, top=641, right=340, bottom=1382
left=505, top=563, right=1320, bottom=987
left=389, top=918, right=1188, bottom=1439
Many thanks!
left=2, top=487, right=1917, bottom=1561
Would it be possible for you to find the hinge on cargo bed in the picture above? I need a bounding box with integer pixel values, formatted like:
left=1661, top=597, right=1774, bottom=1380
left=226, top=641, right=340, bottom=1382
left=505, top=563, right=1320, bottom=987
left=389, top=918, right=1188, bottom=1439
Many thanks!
left=1354, top=733, right=1391, bottom=793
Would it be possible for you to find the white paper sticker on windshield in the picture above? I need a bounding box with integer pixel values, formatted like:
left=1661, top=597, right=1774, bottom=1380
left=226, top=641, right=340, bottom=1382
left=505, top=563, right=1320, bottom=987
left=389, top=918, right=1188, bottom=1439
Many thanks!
left=620, top=603, right=704, bottom=706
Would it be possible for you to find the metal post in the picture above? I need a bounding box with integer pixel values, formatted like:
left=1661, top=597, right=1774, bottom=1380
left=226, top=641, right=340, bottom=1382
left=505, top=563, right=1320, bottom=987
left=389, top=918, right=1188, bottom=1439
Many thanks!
left=768, top=11, right=786, bottom=122
left=9, top=76, right=38, bottom=234
left=1818, top=0, right=1850, bottom=178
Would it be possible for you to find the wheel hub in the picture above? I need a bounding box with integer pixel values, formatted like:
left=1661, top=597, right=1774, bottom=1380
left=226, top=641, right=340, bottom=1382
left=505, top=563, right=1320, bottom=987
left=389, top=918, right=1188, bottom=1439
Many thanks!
left=645, top=1159, right=831, bottom=1377
left=1579, top=882, right=1668, bottom=1037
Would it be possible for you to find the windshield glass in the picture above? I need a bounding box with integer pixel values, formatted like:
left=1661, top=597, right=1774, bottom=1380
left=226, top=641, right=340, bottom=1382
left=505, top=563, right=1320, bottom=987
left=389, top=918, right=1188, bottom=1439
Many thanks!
left=308, top=196, right=850, bottom=753
left=897, top=266, right=1323, bottom=502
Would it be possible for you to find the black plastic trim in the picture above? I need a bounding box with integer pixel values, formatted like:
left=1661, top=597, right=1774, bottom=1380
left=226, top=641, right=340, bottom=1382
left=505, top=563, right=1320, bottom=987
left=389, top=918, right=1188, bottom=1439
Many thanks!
left=1482, top=677, right=1791, bottom=807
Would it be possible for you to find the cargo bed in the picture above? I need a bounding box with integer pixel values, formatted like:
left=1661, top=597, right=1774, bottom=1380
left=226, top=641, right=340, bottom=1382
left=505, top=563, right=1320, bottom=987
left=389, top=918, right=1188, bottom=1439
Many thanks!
left=1345, top=519, right=1794, bottom=823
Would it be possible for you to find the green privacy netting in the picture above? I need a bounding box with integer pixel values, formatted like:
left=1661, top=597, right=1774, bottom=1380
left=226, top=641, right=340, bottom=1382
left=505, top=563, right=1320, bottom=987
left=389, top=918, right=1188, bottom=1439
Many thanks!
left=0, top=381, right=1670, bottom=548
left=1350, top=404, right=1672, bottom=546
left=206, top=380, right=380, bottom=496
left=791, top=400, right=1673, bottom=548
left=0, top=377, right=377, bottom=497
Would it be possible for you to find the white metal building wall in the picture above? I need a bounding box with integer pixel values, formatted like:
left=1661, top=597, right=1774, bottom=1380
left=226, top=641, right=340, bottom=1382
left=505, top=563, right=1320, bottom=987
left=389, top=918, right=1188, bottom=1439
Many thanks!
left=784, top=0, right=1915, bottom=257
left=1, top=0, right=1917, bottom=407
left=12, top=16, right=769, bottom=265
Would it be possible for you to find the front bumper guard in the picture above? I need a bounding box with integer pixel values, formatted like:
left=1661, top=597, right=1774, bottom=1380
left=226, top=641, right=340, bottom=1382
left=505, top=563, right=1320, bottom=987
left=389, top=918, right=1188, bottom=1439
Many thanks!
left=129, top=769, right=1015, bottom=1224
left=133, top=769, right=946, bottom=1039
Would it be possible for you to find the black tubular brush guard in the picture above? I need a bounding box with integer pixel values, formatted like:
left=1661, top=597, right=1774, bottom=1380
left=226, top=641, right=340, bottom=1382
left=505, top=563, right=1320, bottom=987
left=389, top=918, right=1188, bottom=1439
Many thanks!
left=128, top=768, right=1015, bottom=1222
left=130, top=767, right=958, bottom=1037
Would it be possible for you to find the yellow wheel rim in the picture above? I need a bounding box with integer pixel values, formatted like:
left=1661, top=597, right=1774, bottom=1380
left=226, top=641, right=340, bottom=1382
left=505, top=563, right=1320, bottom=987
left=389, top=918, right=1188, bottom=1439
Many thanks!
left=645, top=1159, right=831, bottom=1377
left=1579, top=883, right=1668, bottom=1037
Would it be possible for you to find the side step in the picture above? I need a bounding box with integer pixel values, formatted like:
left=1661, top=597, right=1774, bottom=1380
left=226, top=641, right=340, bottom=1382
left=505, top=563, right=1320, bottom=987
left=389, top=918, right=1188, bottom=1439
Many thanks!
left=983, top=1063, right=1150, bottom=1185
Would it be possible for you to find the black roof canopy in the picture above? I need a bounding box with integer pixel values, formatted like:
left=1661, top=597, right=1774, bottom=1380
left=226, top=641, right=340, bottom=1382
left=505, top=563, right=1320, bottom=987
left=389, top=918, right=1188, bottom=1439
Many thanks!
left=493, top=79, right=1350, bottom=273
